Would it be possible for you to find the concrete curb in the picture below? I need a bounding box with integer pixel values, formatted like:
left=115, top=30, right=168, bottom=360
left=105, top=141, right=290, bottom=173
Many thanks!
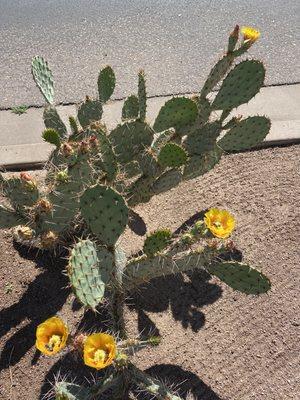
left=1, top=84, right=299, bottom=169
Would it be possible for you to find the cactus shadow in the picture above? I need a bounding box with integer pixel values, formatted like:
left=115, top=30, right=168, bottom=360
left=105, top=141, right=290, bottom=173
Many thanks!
left=137, top=364, right=223, bottom=400
left=0, top=243, right=70, bottom=373
left=128, top=269, right=223, bottom=335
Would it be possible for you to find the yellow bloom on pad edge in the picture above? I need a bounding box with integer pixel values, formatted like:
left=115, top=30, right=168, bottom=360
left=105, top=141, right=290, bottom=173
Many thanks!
left=36, top=317, right=68, bottom=356
left=204, top=208, right=235, bottom=239
left=241, top=26, right=260, bottom=42
left=84, top=333, right=116, bottom=370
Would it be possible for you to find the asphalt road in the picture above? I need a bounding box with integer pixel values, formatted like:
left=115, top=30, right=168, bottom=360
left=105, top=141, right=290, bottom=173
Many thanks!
left=0, top=0, right=299, bottom=108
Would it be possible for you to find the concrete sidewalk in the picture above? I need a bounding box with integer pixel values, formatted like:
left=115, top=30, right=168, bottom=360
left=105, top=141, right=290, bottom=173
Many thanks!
left=0, top=84, right=299, bottom=169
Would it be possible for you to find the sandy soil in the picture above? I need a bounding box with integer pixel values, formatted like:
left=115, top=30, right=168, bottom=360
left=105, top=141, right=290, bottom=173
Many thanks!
left=0, top=145, right=299, bottom=400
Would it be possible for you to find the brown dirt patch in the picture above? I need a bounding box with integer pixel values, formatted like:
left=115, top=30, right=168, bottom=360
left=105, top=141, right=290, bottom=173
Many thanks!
left=0, top=145, right=299, bottom=399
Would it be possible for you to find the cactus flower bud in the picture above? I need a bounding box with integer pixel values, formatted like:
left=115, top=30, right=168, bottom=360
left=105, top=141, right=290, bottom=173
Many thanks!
left=230, top=25, right=239, bottom=39
left=40, top=231, right=59, bottom=248
left=61, top=142, right=74, bottom=156
left=56, top=170, right=69, bottom=183
left=190, top=220, right=207, bottom=237
left=20, top=172, right=37, bottom=191
left=89, top=134, right=99, bottom=148
left=72, top=333, right=88, bottom=352
left=115, top=352, right=128, bottom=368
left=20, top=172, right=33, bottom=182
left=13, top=225, right=34, bottom=241
left=225, top=239, right=236, bottom=251
left=181, top=233, right=194, bottom=245
left=79, top=140, right=89, bottom=154
left=227, top=25, right=239, bottom=53
left=36, top=198, right=53, bottom=213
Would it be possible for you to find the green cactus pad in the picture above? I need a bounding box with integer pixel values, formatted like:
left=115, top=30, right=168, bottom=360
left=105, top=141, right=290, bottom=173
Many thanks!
left=95, top=130, right=118, bottom=181
left=212, top=60, right=265, bottom=110
left=153, top=97, right=198, bottom=135
left=122, top=95, right=140, bottom=120
left=80, top=185, right=128, bottom=246
left=43, top=106, right=68, bottom=139
left=143, top=229, right=172, bottom=257
left=31, top=56, right=54, bottom=104
left=183, top=146, right=223, bottom=180
left=0, top=205, right=26, bottom=229
left=67, top=153, right=95, bottom=185
left=138, top=70, right=147, bottom=121
left=201, top=54, right=233, bottom=98
left=42, top=157, right=93, bottom=232
left=218, top=116, right=271, bottom=151
left=109, top=121, right=154, bottom=164
left=151, top=129, right=175, bottom=154
left=44, top=182, right=81, bottom=233
left=127, top=175, right=155, bottom=206
left=197, top=97, right=211, bottom=125
left=137, top=151, right=161, bottom=177
left=207, top=261, right=271, bottom=294
left=222, top=116, right=240, bottom=130
left=77, top=99, right=103, bottom=128
left=183, top=122, right=221, bottom=155
left=158, top=143, right=188, bottom=168
left=121, top=160, right=142, bottom=179
left=68, top=239, right=113, bottom=310
left=124, top=249, right=209, bottom=289
left=152, top=169, right=182, bottom=195
left=54, top=381, right=91, bottom=400
left=3, top=177, right=39, bottom=210
left=98, top=66, right=116, bottom=103
left=42, top=128, right=61, bottom=147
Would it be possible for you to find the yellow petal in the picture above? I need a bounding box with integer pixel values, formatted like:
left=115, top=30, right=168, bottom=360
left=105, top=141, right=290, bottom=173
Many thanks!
left=241, top=26, right=260, bottom=42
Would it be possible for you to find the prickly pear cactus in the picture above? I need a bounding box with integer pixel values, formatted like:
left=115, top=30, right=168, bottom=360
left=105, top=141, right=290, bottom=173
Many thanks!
left=2, top=25, right=273, bottom=400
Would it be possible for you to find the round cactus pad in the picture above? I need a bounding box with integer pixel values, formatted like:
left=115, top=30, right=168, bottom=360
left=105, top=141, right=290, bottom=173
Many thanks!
left=80, top=185, right=129, bottom=246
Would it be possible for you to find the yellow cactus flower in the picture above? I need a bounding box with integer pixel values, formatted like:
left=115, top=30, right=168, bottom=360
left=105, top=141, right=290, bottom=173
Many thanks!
left=204, top=208, right=235, bottom=239
left=83, top=333, right=116, bottom=370
left=241, top=26, right=260, bottom=43
left=36, top=317, right=68, bottom=356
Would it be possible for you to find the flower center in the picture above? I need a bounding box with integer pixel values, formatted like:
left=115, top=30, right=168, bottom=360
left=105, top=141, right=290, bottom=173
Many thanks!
left=213, top=221, right=222, bottom=229
left=47, top=334, right=62, bottom=351
left=94, top=349, right=107, bottom=363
